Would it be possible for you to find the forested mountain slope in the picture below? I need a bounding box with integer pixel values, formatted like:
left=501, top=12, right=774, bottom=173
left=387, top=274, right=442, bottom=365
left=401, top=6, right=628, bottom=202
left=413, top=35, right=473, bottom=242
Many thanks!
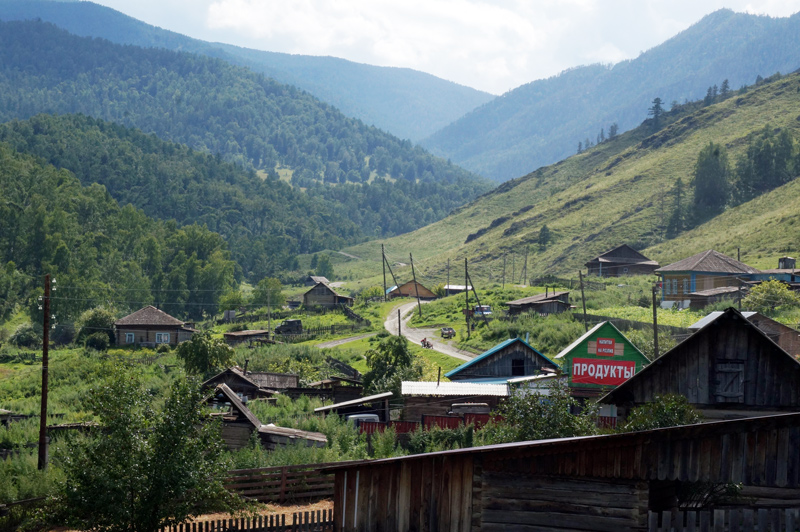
left=423, top=9, right=800, bottom=182
left=0, top=144, right=236, bottom=322
left=342, top=72, right=800, bottom=280
left=0, top=20, right=492, bottom=242
left=0, top=114, right=360, bottom=280
left=0, top=0, right=494, bottom=141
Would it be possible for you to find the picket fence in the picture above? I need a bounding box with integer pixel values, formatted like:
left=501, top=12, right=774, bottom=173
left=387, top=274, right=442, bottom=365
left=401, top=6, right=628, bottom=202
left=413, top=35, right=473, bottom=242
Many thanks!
left=158, top=510, right=333, bottom=532
left=225, top=463, right=336, bottom=503
left=648, top=508, right=800, bottom=532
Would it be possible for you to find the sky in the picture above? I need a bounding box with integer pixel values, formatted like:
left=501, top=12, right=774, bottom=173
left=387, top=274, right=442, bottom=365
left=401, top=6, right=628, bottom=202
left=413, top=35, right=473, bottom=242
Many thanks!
left=89, top=0, right=800, bottom=95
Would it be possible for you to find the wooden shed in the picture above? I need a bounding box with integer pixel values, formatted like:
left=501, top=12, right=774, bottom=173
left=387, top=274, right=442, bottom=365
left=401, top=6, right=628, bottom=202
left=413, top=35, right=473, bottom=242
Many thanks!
left=445, top=337, right=558, bottom=383
left=202, top=366, right=299, bottom=401
left=585, top=244, right=660, bottom=277
left=689, top=311, right=800, bottom=359
left=207, top=384, right=326, bottom=451
left=400, top=381, right=509, bottom=421
left=314, top=392, right=393, bottom=422
left=555, top=321, right=650, bottom=398
left=600, top=307, right=800, bottom=421
left=505, top=290, right=571, bottom=316
left=325, top=412, right=800, bottom=531
left=387, top=281, right=437, bottom=300
left=303, top=282, right=354, bottom=308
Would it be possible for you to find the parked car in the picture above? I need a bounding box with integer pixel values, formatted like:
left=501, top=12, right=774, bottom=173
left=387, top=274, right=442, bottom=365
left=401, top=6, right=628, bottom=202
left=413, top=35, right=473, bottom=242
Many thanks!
left=274, top=319, right=302, bottom=334
left=473, top=305, right=493, bottom=317
left=441, top=327, right=456, bottom=339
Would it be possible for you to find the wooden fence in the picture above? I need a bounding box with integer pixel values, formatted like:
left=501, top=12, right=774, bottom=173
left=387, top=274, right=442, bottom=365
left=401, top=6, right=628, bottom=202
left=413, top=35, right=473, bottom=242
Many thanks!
left=530, top=275, right=606, bottom=291
left=648, top=508, right=800, bottom=531
left=158, top=510, right=333, bottom=532
left=225, top=463, right=336, bottom=504
left=275, top=324, right=368, bottom=342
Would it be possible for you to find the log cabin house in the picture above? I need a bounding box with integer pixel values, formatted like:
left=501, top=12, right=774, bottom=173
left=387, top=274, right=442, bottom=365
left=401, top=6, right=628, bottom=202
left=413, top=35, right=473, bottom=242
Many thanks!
left=505, top=290, right=571, bottom=316
left=444, top=337, right=558, bottom=384
left=202, top=366, right=300, bottom=401
left=600, top=307, right=800, bottom=422
left=114, top=305, right=195, bottom=347
left=656, top=250, right=760, bottom=306
left=303, top=281, right=354, bottom=308
left=585, top=244, right=660, bottom=277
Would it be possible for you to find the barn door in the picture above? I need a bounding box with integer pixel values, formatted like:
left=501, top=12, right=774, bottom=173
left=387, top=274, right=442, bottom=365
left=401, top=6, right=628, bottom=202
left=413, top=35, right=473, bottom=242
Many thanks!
left=714, top=362, right=745, bottom=403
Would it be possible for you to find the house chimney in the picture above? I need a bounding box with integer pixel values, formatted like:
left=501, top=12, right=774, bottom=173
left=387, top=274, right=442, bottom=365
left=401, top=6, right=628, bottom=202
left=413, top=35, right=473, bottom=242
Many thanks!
left=243, top=359, right=249, bottom=375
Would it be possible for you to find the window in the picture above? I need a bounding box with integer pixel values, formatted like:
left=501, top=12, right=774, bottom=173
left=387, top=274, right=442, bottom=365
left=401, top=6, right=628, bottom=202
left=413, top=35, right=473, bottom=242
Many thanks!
left=665, top=280, right=671, bottom=295
left=511, top=359, right=525, bottom=376
left=683, top=279, right=689, bottom=294
left=125, top=333, right=134, bottom=344
left=672, top=279, right=678, bottom=295
left=155, top=332, right=170, bottom=344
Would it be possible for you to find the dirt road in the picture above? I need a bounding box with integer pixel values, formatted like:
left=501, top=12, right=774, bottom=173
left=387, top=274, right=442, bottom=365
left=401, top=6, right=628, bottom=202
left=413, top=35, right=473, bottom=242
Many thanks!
left=383, top=301, right=474, bottom=362
left=315, top=333, right=377, bottom=348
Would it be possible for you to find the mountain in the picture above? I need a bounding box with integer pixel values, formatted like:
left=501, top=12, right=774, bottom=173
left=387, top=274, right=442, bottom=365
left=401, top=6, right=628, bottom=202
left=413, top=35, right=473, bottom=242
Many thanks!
left=0, top=142, right=237, bottom=321
left=0, top=0, right=494, bottom=142
left=0, top=19, right=492, bottom=247
left=422, top=9, right=800, bottom=182
left=339, top=72, right=800, bottom=281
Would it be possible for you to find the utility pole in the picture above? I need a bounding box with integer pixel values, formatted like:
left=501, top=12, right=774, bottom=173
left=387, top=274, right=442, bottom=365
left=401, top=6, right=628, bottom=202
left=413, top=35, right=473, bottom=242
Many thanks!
left=579, top=270, right=588, bottom=332
left=465, top=258, right=470, bottom=339
left=502, top=253, right=506, bottom=288
left=38, top=274, right=50, bottom=470
left=652, top=285, right=660, bottom=359
left=512, top=254, right=516, bottom=286
left=446, top=258, right=450, bottom=297
left=382, top=244, right=387, bottom=303
left=267, top=288, right=272, bottom=341
left=521, top=246, right=529, bottom=285
left=397, top=309, right=402, bottom=337
left=410, top=254, right=422, bottom=318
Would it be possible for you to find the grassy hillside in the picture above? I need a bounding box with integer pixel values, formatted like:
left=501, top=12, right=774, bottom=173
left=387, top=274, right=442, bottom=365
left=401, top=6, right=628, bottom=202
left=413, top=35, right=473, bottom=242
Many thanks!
left=423, top=9, right=800, bottom=181
left=338, top=72, right=800, bottom=285
left=0, top=0, right=494, bottom=141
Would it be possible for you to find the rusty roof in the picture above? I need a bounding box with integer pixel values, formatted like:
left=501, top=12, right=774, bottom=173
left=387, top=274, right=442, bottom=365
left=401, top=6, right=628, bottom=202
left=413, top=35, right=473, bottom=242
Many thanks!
left=656, top=250, right=759, bottom=274
left=115, top=305, right=184, bottom=326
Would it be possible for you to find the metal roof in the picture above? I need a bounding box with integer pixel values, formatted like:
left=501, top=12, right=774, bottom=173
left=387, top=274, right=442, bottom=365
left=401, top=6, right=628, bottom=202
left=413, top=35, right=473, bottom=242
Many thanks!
left=401, top=381, right=509, bottom=397
left=506, top=291, right=569, bottom=306
left=445, top=337, right=557, bottom=378
left=688, top=311, right=756, bottom=330
left=115, top=305, right=184, bottom=326
left=655, top=249, right=760, bottom=274
left=313, top=391, right=393, bottom=413
left=554, top=321, right=606, bottom=359
left=689, top=286, right=741, bottom=297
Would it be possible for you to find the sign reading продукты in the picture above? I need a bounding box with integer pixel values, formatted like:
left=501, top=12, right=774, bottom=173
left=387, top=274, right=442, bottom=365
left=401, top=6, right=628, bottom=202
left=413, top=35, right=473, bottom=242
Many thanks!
left=572, top=358, right=636, bottom=386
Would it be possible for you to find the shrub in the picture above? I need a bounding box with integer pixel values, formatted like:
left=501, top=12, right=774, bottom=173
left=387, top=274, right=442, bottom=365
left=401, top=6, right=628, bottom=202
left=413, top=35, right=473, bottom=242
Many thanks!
left=75, top=307, right=116, bottom=346
left=10, top=322, right=40, bottom=348
left=84, top=332, right=110, bottom=351
left=621, top=394, right=702, bottom=432
left=50, top=323, right=76, bottom=346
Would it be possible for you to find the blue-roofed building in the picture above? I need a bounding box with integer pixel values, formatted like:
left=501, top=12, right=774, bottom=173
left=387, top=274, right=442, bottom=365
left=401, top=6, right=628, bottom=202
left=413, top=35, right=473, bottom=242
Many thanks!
left=445, top=337, right=558, bottom=383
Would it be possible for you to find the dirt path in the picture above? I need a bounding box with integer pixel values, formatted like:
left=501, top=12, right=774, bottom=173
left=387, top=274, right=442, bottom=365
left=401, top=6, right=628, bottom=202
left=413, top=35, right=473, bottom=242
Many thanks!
left=315, top=333, right=377, bottom=348
left=384, top=301, right=474, bottom=362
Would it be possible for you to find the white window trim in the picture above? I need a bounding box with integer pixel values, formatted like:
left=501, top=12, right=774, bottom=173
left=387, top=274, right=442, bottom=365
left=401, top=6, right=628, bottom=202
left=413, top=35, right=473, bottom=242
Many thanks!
left=155, top=332, right=170, bottom=344
left=125, top=332, right=134, bottom=344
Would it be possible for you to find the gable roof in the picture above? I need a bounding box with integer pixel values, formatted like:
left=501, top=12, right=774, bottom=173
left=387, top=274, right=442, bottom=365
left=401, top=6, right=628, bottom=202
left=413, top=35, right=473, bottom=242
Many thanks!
left=586, top=244, right=658, bottom=265
left=307, top=275, right=330, bottom=285
left=445, top=337, right=557, bottom=379
left=212, top=383, right=262, bottom=429
left=304, top=281, right=352, bottom=300
left=506, top=291, right=569, bottom=306
left=655, top=250, right=759, bottom=274
left=115, top=305, right=184, bottom=327
left=554, top=321, right=648, bottom=363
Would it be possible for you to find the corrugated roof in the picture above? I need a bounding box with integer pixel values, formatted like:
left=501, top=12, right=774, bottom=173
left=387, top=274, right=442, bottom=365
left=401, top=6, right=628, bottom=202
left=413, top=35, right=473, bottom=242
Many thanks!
left=656, top=250, right=760, bottom=274
left=401, top=381, right=509, bottom=397
left=506, top=291, right=569, bottom=305
left=314, top=391, right=393, bottom=413
left=445, top=337, right=557, bottom=378
left=690, top=286, right=741, bottom=297
left=115, top=305, right=184, bottom=326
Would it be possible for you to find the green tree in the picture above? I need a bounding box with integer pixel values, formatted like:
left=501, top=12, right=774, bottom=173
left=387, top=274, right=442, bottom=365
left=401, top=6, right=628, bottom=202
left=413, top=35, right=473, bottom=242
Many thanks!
left=692, top=142, right=731, bottom=220
left=665, top=178, right=685, bottom=238
left=648, top=97, right=664, bottom=128
left=251, top=277, right=286, bottom=309
left=176, top=332, right=235, bottom=376
left=55, top=371, right=238, bottom=532
left=363, top=335, right=421, bottom=396
left=477, top=379, right=597, bottom=444
left=315, top=254, right=334, bottom=279
left=538, top=225, right=551, bottom=250
left=621, top=394, right=702, bottom=432
left=75, top=307, right=117, bottom=346
left=734, top=126, right=796, bottom=203
left=742, top=279, right=800, bottom=315
left=608, top=123, right=619, bottom=139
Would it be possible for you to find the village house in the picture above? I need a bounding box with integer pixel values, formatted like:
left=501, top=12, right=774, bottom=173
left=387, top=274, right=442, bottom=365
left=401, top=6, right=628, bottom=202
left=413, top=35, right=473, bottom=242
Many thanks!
left=114, top=305, right=195, bottom=347
left=302, top=281, right=354, bottom=308
left=655, top=249, right=760, bottom=307
left=688, top=310, right=800, bottom=358
left=386, top=280, right=437, bottom=300
left=505, top=290, right=571, bottom=316
left=207, top=383, right=326, bottom=451
left=304, top=275, right=330, bottom=287
left=600, top=307, right=800, bottom=422
left=585, top=244, right=660, bottom=277
left=324, top=412, right=800, bottom=531
left=202, top=366, right=300, bottom=401
left=555, top=321, right=650, bottom=399
left=445, top=337, right=558, bottom=384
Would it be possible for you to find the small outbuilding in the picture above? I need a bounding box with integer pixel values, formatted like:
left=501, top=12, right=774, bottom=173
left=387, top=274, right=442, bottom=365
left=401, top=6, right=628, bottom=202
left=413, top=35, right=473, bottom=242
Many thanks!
left=314, top=392, right=393, bottom=422
left=304, top=275, right=330, bottom=286
left=303, top=281, right=354, bottom=308
left=386, top=281, right=436, bottom=300
left=555, top=321, right=650, bottom=398
left=222, top=329, right=270, bottom=346
left=445, top=337, right=558, bottom=383
left=400, top=381, right=509, bottom=421
left=114, top=305, right=195, bottom=347
left=505, top=290, right=571, bottom=316
left=600, top=307, right=800, bottom=421
left=585, top=244, right=660, bottom=277
left=203, top=366, right=299, bottom=401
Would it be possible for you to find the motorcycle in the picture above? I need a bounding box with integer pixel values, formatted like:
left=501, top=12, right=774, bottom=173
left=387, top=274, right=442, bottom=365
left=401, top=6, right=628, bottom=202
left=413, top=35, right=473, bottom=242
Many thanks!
left=420, top=339, right=433, bottom=349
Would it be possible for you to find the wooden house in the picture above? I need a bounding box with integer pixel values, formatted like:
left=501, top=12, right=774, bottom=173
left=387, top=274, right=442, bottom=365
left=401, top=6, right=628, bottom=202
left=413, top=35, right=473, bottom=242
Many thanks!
left=324, top=412, right=800, bottom=531
left=285, top=376, right=364, bottom=404
left=600, top=307, right=800, bottom=421
left=585, top=244, right=660, bottom=277
left=689, top=311, right=800, bottom=359
left=505, top=290, right=571, bottom=316
left=304, top=275, right=330, bottom=286
left=302, top=281, right=354, bottom=308
left=114, top=305, right=195, bottom=347
left=656, top=249, right=760, bottom=304
left=203, top=366, right=298, bottom=401
left=555, top=321, right=650, bottom=398
left=207, top=384, right=326, bottom=451
left=445, top=337, right=558, bottom=383
left=443, top=284, right=471, bottom=296
left=386, top=281, right=437, bottom=300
